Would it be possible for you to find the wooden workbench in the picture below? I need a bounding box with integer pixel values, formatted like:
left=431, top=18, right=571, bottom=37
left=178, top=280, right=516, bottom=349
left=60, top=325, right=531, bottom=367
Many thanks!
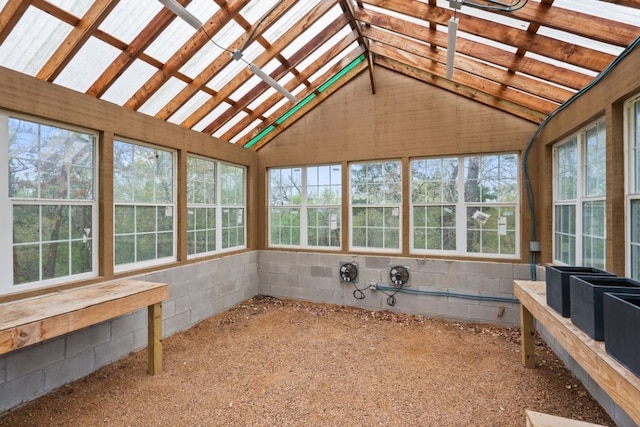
left=0, top=280, right=169, bottom=374
left=514, top=280, right=640, bottom=425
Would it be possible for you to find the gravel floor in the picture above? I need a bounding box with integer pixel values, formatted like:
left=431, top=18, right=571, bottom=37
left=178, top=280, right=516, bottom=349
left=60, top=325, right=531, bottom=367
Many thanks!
left=0, top=296, right=613, bottom=426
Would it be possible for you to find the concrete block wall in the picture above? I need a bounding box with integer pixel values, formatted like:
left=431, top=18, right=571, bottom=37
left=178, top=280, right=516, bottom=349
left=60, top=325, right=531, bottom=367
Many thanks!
left=0, top=251, right=258, bottom=414
left=258, top=251, right=533, bottom=327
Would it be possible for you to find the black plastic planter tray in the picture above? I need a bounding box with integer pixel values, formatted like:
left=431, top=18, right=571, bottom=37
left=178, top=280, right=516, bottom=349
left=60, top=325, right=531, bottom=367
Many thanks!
left=569, top=276, right=640, bottom=341
left=545, top=266, right=614, bottom=317
left=603, top=293, right=640, bottom=378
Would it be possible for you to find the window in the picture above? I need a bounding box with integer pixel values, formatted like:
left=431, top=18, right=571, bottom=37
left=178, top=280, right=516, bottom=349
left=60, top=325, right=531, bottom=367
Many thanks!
left=553, top=120, right=606, bottom=268
left=269, top=165, right=341, bottom=249
left=627, top=95, right=640, bottom=279
left=1, top=114, right=97, bottom=292
left=350, top=160, right=401, bottom=251
left=113, top=140, right=175, bottom=271
left=220, top=163, right=246, bottom=251
left=411, top=154, right=518, bottom=257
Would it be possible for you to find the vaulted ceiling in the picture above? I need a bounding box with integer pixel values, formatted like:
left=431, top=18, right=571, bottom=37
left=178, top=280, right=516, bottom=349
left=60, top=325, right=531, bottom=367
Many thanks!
left=1, top=0, right=639, bottom=150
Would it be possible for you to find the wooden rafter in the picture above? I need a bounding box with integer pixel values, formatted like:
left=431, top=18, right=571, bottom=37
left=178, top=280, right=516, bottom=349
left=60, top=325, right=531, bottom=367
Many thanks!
left=247, top=50, right=369, bottom=150
left=340, top=0, right=375, bottom=94
left=360, top=0, right=616, bottom=72
left=36, top=0, right=120, bottom=82
left=221, top=33, right=361, bottom=143
left=181, top=0, right=339, bottom=129
left=202, top=14, right=352, bottom=136
left=155, top=0, right=299, bottom=123
left=0, top=0, right=30, bottom=45
left=355, top=7, right=592, bottom=90
left=86, top=1, right=193, bottom=97
left=123, top=0, right=251, bottom=111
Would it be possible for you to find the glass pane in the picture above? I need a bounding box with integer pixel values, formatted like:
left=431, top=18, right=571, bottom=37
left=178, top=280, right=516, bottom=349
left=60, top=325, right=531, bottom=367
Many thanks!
left=13, top=244, right=40, bottom=285
left=584, top=122, right=606, bottom=197
left=114, top=235, right=135, bottom=265
left=555, top=139, right=577, bottom=201
left=13, top=205, right=40, bottom=243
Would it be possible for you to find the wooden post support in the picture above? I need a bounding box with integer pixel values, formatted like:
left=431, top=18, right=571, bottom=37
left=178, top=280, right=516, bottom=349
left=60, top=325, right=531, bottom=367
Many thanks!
left=147, top=302, right=163, bottom=375
left=520, top=302, right=536, bottom=368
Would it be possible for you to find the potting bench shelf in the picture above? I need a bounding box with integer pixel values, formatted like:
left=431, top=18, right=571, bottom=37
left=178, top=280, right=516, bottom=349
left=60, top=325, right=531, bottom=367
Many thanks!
left=0, top=279, right=168, bottom=374
left=514, top=280, right=640, bottom=425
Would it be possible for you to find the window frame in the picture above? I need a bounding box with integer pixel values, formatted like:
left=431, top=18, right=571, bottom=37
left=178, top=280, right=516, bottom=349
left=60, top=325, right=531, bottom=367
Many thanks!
left=0, top=112, right=99, bottom=294
left=268, top=164, right=342, bottom=250
left=410, top=153, right=520, bottom=258
left=113, top=138, right=177, bottom=273
left=552, top=118, right=607, bottom=268
left=349, top=159, right=402, bottom=253
left=625, top=93, right=640, bottom=279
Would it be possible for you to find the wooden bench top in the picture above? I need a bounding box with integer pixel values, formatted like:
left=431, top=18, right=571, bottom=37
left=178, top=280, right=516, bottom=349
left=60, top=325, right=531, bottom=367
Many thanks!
left=0, top=280, right=169, bottom=355
left=515, top=280, right=640, bottom=426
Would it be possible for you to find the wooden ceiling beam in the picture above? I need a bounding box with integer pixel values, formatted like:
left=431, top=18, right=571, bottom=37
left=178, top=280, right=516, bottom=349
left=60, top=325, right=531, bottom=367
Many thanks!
left=180, top=0, right=339, bottom=129
left=203, top=14, right=352, bottom=136
left=364, top=26, right=571, bottom=104
left=246, top=51, right=369, bottom=150
left=370, top=42, right=553, bottom=121
left=596, top=0, right=640, bottom=8
left=375, top=55, right=547, bottom=124
left=154, top=0, right=299, bottom=122
left=86, top=1, right=193, bottom=97
left=123, top=0, right=251, bottom=111
left=359, top=0, right=615, bottom=72
left=36, top=0, right=120, bottom=82
left=0, top=0, right=30, bottom=45
left=340, top=0, right=375, bottom=94
left=355, top=7, right=592, bottom=90
left=501, top=1, right=639, bottom=47
left=220, top=34, right=361, bottom=143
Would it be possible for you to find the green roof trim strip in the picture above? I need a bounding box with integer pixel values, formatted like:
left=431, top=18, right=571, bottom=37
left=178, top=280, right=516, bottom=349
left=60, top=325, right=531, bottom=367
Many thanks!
left=275, top=93, right=316, bottom=125
left=244, top=125, right=275, bottom=148
left=317, top=54, right=366, bottom=93
left=244, top=54, right=366, bottom=148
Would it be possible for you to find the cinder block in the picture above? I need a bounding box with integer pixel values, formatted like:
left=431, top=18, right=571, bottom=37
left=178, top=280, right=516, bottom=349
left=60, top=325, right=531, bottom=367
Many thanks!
left=174, top=294, right=194, bottom=315
left=365, top=256, right=393, bottom=270
left=65, top=322, right=111, bottom=358
left=6, top=338, right=65, bottom=381
left=435, top=273, right=467, bottom=289
left=169, top=280, right=191, bottom=300
left=466, top=276, right=501, bottom=294
left=0, top=370, right=44, bottom=412
left=449, top=261, right=513, bottom=278
left=164, top=310, right=192, bottom=336
left=513, top=263, right=532, bottom=280
left=44, top=349, right=95, bottom=391
left=406, top=271, right=439, bottom=287
left=196, top=260, right=219, bottom=278
left=111, top=310, right=146, bottom=340
left=411, top=259, right=451, bottom=274
left=0, top=358, right=6, bottom=384
left=95, top=333, right=134, bottom=369
left=310, top=265, right=333, bottom=278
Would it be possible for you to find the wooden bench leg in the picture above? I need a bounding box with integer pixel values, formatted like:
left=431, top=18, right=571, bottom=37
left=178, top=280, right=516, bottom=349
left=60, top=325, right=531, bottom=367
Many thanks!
left=520, top=303, right=536, bottom=368
left=147, top=302, right=163, bottom=375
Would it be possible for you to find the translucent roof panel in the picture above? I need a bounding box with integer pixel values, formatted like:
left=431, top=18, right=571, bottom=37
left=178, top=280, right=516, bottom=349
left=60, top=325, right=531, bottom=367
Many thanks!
left=138, top=77, right=188, bottom=117
left=240, top=0, right=282, bottom=24
left=167, top=91, right=211, bottom=125
left=280, top=4, right=344, bottom=59
left=100, top=59, right=159, bottom=105
left=193, top=102, right=233, bottom=132
left=0, top=8, right=73, bottom=76
left=261, top=1, right=321, bottom=44
left=211, top=111, right=248, bottom=139
left=230, top=119, right=263, bottom=144
left=98, top=2, right=161, bottom=45
left=47, top=0, right=93, bottom=16
left=53, top=37, right=121, bottom=93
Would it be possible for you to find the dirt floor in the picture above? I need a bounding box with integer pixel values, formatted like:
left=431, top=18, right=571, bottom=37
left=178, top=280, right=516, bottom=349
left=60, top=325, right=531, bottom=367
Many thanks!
left=0, top=296, right=613, bottom=426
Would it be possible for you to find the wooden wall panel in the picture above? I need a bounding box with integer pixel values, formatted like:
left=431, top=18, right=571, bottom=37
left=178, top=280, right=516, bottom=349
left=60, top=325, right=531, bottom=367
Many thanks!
left=532, top=45, right=640, bottom=270
left=258, top=66, right=538, bottom=258
left=0, top=66, right=258, bottom=295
